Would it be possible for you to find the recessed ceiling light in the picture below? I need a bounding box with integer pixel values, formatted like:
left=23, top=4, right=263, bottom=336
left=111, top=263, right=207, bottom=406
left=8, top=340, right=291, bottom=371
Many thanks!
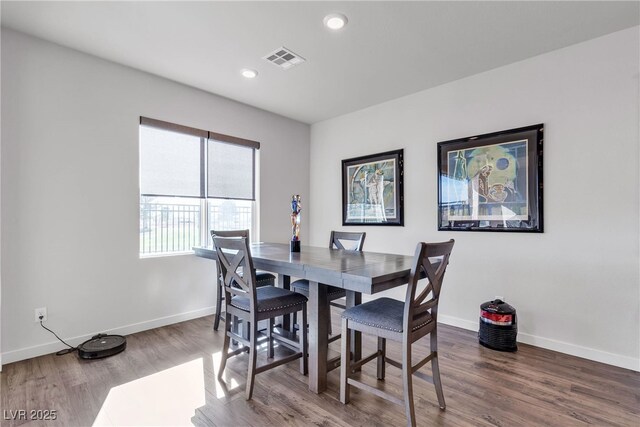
left=241, top=69, right=258, bottom=79
left=323, top=13, right=348, bottom=30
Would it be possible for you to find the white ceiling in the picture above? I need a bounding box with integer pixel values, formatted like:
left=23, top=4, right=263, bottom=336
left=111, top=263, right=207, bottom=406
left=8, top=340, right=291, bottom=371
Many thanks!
left=2, top=1, right=638, bottom=124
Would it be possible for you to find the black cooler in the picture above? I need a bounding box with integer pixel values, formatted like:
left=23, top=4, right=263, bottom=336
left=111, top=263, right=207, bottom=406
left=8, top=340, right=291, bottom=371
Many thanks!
left=478, top=299, right=517, bottom=352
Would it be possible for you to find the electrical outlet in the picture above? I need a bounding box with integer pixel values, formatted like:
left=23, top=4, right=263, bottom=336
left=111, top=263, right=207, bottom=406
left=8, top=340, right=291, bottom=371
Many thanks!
left=495, top=295, right=504, bottom=301
left=35, top=307, right=47, bottom=322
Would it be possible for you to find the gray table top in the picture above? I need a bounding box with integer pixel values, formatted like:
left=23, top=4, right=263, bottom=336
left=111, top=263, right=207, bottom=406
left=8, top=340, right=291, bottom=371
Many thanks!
left=194, top=242, right=417, bottom=294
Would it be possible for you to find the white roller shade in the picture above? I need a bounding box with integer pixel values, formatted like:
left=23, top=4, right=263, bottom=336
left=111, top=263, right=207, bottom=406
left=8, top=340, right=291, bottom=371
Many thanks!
left=207, top=139, right=255, bottom=200
left=140, top=126, right=203, bottom=197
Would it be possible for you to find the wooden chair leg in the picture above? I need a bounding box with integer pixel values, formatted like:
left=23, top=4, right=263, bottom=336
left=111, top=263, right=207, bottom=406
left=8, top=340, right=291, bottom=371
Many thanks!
left=246, top=320, right=258, bottom=400
left=402, top=339, right=416, bottom=427
left=243, top=318, right=250, bottom=343
left=300, top=305, right=308, bottom=375
left=430, top=330, right=446, bottom=410
left=268, top=318, right=274, bottom=359
left=377, top=337, right=386, bottom=380
left=290, top=312, right=297, bottom=333
left=327, top=305, right=333, bottom=336
left=340, top=318, right=351, bottom=404
left=231, top=316, right=239, bottom=347
left=213, top=275, right=223, bottom=331
left=217, top=312, right=232, bottom=380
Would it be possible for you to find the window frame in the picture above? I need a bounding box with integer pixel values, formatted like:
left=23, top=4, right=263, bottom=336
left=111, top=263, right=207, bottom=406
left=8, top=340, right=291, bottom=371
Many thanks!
left=139, top=117, right=259, bottom=257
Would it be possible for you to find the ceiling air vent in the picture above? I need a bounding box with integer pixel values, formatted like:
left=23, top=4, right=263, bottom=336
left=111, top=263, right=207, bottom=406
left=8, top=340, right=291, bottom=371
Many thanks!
left=263, top=47, right=306, bottom=70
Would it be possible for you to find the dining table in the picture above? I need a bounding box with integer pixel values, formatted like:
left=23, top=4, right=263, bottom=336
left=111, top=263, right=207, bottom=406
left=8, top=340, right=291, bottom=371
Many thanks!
left=194, top=242, right=417, bottom=394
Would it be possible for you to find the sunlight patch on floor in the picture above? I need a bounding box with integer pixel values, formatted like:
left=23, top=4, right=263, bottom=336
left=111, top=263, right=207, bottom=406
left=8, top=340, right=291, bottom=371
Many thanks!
left=93, top=358, right=205, bottom=426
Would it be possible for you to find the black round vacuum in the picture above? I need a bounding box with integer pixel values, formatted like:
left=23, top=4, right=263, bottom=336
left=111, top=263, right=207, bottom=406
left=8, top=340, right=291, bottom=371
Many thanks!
left=478, top=299, right=517, bottom=352
left=77, top=334, right=127, bottom=359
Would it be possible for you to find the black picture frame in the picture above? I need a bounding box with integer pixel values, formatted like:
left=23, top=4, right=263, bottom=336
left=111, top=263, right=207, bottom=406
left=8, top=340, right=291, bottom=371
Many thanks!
left=342, top=149, right=404, bottom=226
left=437, top=124, right=543, bottom=232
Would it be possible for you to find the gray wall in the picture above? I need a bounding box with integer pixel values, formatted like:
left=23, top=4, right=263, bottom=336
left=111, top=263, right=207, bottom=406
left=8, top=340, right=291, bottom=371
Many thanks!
left=309, top=27, right=639, bottom=370
left=1, top=29, right=310, bottom=364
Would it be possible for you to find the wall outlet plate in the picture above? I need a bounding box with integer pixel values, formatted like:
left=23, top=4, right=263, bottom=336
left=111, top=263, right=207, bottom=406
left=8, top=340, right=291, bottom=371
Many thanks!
left=35, top=307, right=47, bottom=322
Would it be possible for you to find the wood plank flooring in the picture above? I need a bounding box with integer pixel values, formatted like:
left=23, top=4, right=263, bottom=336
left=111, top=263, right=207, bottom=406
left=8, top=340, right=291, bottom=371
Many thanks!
left=1, top=314, right=638, bottom=426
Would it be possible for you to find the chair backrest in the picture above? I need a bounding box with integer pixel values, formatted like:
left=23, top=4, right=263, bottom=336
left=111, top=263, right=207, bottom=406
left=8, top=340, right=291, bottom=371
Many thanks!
left=403, top=239, right=455, bottom=334
left=330, top=231, right=366, bottom=251
left=211, top=229, right=250, bottom=242
left=212, top=235, right=258, bottom=313
left=211, top=230, right=251, bottom=288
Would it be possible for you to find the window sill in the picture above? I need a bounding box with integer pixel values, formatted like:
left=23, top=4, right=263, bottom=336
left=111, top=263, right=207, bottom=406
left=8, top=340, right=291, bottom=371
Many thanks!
left=139, top=251, right=195, bottom=259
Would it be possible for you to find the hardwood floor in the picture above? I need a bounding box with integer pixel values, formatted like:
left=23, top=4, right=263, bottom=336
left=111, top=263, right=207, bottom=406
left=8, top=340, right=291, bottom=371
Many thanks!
left=1, top=314, right=638, bottom=426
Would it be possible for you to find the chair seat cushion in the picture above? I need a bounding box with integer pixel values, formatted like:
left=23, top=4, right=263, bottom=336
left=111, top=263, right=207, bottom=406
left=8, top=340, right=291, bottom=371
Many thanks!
left=342, top=297, right=432, bottom=333
left=291, top=279, right=346, bottom=300
left=255, top=271, right=276, bottom=287
left=230, top=286, right=307, bottom=313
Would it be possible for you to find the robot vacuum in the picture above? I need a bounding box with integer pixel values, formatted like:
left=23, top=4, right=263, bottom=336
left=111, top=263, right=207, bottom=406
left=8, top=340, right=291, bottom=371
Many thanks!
left=77, top=333, right=127, bottom=359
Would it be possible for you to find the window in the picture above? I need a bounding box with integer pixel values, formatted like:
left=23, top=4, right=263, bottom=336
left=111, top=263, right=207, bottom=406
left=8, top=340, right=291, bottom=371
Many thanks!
left=139, top=117, right=258, bottom=256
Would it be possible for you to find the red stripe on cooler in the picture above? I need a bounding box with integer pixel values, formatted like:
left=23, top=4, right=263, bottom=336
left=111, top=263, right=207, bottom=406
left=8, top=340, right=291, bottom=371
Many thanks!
left=480, top=310, right=513, bottom=324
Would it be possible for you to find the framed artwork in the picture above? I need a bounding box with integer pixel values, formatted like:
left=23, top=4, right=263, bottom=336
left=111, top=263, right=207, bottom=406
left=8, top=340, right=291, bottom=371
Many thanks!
left=342, top=149, right=404, bottom=226
left=437, top=124, right=543, bottom=232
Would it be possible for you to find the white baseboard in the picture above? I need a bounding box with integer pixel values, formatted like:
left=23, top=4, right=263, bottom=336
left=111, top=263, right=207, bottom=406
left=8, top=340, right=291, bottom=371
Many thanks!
left=438, top=314, right=479, bottom=332
left=438, top=314, right=640, bottom=372
left=1, top=306, right=215, bottom=366
left=4, top=308, right=638, bottom=372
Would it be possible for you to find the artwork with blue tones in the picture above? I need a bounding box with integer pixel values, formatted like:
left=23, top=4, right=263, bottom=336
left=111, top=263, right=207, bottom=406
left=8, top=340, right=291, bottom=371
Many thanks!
left=437, top=124, right=543, bottom=232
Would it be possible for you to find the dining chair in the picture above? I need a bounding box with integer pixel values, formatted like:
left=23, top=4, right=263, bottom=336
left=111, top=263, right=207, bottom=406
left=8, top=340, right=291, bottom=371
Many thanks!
left=210, top=230, right=275, bottom=331
left=213, top=235, right=308, bottom=400
left=292, top=231, right=366, bottom=340
left=339, top=239, right=454, bottom=427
